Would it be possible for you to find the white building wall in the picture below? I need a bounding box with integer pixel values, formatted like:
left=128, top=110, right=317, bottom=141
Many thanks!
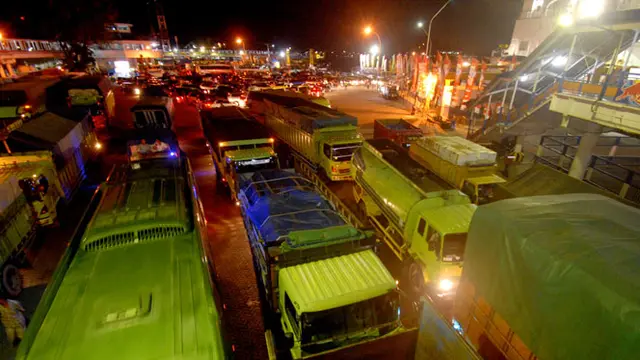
left=508, top=0, right=640, bottom=57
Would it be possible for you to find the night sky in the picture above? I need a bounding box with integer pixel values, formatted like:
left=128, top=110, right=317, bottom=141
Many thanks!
left=2, top=0, right=523, bottom=55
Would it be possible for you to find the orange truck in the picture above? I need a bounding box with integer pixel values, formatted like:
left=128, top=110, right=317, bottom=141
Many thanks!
left=451, top=194, right=640, bottom=360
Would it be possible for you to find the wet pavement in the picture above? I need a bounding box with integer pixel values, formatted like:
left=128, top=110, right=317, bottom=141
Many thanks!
left=173, top=104, right=268, bottom=359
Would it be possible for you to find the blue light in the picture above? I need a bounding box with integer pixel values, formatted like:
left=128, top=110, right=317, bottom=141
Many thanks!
left=452, top=319, right=463, bottom=333
left=170, top=152, right=176, bottom=157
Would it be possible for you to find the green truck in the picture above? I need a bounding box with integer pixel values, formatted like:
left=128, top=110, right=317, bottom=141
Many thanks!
left=238, top=169, right=417, bottom=359
left=352, top=139, right=476, bottom=299
left=0, top=153, right=64, bottom=296
left=262, top=94, right=361, bottom=181
left=202, top=107, right=278, bottom=202
left=452, top=194, right=640, bottom=360
left=17, top=156, right=230, bottom=359
left=409, top=136, right=505, bottom=205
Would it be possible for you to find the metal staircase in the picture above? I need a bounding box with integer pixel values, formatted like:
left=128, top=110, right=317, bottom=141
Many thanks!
left=468, top=11, right=640, bottom=143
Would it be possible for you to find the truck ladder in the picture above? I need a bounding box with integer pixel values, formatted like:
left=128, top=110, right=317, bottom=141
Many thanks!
left=368, top=215, right=406, bottom=261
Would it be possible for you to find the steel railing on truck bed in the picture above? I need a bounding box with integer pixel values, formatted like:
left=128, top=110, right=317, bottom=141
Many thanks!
left=293, top=157, right=368, bottom=229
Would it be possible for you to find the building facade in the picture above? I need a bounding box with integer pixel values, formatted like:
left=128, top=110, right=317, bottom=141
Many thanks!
left=508, top=0, right=640, bottom=57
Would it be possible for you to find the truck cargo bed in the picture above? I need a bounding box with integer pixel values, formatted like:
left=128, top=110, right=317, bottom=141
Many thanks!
left=367, top=139, right=452, bottom=193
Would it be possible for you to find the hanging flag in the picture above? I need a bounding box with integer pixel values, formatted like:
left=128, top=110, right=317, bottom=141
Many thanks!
left=411, top=53, right=419, bottom=92
left=454, top=54, right=464, bottom=86
left=462, top=58, right=479, bottom=107
left=478, top=59, right=487, bottom=90
left=434, top=52, right=442, bottom=73
left=443, top=54, right=451, bottom=85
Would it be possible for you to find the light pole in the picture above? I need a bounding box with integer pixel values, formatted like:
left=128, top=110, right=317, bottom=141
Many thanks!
left=364, top=26, right=382, bottom=74
left=424, top=0, right=452, bottom=58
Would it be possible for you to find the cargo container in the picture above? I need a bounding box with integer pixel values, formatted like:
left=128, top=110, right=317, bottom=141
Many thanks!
left=373, top=119, right=423, bottom=148
left=453, top=194, right=640, bottom=360
left=409, top=136, right=505, bottom=204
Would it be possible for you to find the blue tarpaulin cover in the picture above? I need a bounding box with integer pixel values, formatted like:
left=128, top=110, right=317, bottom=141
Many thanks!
left=240, top=170, right=346, bottom=244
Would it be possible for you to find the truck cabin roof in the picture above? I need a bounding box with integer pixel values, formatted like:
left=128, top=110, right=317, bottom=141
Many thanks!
left=365, top=138, right=452, bottom=193
left=280, top=250, right=395, bottom=313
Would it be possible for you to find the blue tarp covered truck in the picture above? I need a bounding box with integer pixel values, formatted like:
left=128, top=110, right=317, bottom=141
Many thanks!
left=238, top=169, right=416, bottom=359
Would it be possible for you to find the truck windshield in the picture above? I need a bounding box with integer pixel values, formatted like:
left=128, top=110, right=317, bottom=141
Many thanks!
left=299, top=292, right=399, bottom=351
left=442, top=233, right=466, bottom=262
left=331, top=143, right=360, bottom=162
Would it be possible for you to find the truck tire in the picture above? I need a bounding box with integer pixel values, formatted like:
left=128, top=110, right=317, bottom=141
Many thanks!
left=1, top=264, right=23, bottom=298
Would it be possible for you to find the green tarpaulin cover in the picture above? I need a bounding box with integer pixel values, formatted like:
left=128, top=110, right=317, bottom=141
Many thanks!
left=465, top=194, right=640, bottom=360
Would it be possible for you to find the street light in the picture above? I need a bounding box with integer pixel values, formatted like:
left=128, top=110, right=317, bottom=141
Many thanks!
left=558, top=13, right=574, bottom=27
left=363, top=25, right=382, bottom=52
left=370, top=45, right=379, bottom=55
left=417, top=21, right=424, bottom=28
left=424, top=0, right=453, bottom=58
left=235, top=37, right=245, bottom=51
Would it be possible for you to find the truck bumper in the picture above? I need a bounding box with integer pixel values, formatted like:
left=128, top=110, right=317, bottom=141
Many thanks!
left=329, top=174, right=352, bottom=181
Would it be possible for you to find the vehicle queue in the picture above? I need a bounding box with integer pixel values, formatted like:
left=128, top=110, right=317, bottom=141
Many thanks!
left=4, top=62, right=637, bottom=360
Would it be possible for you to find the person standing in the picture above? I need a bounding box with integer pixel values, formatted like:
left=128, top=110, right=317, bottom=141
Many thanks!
left=0, top=298, right=26, bottom=346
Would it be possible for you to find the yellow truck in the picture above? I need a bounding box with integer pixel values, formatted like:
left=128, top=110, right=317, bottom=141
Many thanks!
left=352, top=139, right=476, bottom=300
left=409, top=136, right=505, bottom=205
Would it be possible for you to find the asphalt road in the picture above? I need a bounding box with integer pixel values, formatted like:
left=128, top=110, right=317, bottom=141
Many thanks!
left=172, top=104, right=268, bottom=360
left=326, top=87, right=415, bottom=138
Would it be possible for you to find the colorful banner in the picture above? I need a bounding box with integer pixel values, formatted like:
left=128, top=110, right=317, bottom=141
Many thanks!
left=454, top=55, right=463, bottom=86
left=443, top=54, right=451, bottom=84
left=434, top=52, right=442, bottom=74
left=462, top=58, right=479, bottom=107
left=478, top=59, right=487, bottom=90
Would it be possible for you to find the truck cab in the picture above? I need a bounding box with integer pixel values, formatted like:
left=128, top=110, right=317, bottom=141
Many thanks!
left=216, top=139, right=279, bottom=200
left=201, top=108, right=279, bottom=203
left=278, top=250, right=402, bottom=359
left=405, top=200, right=474, bottom=298
left=461, top=175, right=505, bottom=205
left=318, top=129, right=362, bottom=181
left=18, top=174, right=60, bottom=226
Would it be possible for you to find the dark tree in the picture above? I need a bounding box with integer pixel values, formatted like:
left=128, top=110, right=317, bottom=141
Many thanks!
left=45, top=0, right=119, bottom=71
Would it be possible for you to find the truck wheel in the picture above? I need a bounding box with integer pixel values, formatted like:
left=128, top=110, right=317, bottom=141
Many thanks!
left=407, top=262, right=425, bottom=297
left=1, top=264, right=23, bottom=298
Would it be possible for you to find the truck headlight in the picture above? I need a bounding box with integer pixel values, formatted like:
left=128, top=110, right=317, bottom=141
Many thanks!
left=439, top=279, right=454, bottom=292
